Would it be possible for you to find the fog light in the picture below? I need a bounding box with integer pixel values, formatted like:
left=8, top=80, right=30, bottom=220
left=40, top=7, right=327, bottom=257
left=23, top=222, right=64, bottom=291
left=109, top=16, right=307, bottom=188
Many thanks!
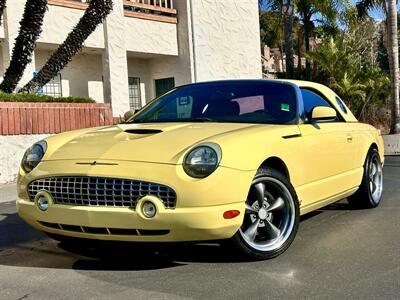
left=37, top=196, right=49, bottom=211
left=142, top=201, right=156, bottom=218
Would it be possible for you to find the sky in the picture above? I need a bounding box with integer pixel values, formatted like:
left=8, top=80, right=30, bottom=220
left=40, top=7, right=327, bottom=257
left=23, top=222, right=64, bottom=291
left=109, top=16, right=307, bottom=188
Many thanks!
left=350, top=0, right=400, bottom=21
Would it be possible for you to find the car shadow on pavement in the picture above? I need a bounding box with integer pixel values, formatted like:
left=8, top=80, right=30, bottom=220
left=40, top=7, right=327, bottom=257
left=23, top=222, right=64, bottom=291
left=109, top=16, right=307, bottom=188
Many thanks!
left=0, top=199, right=356, bottom=271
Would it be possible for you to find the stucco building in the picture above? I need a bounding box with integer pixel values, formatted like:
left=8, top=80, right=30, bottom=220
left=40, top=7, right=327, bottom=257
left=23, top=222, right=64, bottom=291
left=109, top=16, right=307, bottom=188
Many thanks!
left=0, top=0, right=262, bottom=116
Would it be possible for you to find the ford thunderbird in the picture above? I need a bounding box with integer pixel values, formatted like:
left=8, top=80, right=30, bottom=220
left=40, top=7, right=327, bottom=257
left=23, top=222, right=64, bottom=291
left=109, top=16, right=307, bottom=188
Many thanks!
left=16, top=80, right=384, bottom=260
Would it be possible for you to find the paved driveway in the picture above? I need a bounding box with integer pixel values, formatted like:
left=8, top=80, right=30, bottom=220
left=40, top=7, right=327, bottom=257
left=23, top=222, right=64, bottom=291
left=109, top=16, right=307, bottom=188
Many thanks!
left=0, top=157, right=399, bottom=299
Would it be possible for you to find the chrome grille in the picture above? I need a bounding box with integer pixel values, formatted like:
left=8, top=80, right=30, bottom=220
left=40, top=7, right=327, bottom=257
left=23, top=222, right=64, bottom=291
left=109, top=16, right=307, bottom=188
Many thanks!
left=27, top=177, right=176, bottom=208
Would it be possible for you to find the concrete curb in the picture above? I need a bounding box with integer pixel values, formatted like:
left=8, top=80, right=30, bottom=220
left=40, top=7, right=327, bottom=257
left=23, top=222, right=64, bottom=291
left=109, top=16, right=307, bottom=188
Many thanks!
left=383, top=134, right=400, bottom=156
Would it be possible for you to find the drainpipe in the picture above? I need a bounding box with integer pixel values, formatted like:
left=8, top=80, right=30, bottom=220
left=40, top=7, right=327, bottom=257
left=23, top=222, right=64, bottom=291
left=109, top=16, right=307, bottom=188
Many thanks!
left=189, top=0, right=198, bottom=82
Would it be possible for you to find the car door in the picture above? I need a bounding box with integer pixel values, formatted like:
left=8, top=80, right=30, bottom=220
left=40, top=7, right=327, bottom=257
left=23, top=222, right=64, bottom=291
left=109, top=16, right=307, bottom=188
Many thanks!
left=296, top=88, right=358, bottom=210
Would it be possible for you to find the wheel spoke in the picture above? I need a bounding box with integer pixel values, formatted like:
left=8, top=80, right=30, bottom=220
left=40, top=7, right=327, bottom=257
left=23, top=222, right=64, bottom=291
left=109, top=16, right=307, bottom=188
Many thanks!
left=244, top=219, right=260, bottom=242
left=264, top=219, right=280, bottom=239
left=254, top=182, right=266, bottom=207
left=370, top=180, right=376, bottom=193
left=245, top=203, right=258, bottom=214
left=370, top=163, right=377, bottom=176
left=267, top=197, right=285, bottom=212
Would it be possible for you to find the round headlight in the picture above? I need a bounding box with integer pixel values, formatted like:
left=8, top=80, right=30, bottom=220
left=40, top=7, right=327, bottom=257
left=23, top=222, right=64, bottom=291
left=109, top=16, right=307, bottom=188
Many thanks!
left=21, top=141, right=47, bottom=173
left=183, top=144, right=221, bottom=178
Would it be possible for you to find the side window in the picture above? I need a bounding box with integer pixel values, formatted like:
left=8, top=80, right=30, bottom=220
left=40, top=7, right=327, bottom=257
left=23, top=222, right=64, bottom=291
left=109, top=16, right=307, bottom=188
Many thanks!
left=336, top=96, right=348, bottom=114
left=301, top=88, right=333, bottom=118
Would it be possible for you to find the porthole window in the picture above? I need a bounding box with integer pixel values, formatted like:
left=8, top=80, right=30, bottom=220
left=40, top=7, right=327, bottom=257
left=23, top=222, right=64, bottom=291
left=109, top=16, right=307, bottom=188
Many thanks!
left=336, top=97, right=348, bottom=114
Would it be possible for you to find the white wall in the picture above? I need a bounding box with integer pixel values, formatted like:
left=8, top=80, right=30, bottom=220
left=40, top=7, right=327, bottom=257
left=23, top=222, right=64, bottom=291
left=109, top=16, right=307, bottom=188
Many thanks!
left=124, top=17, right=178, bottom=56
left=127, top=57, right=151, bottom=106
left=191, top=0, right=262, bottom=81
left=35, top=49, right=104, bottom=102
left=40, top=4, right=104, bottom=49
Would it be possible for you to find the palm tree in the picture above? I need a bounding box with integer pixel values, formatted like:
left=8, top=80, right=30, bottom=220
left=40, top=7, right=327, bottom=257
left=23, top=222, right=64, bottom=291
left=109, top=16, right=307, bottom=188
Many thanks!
left=357, top=0, right=399, bottom=133
left=387, top=0, right=399, bottom=133
left=0, top=0, right=7, bottom=26
left=260, top=0, right=294, bottom=78
left=296, top=0, right=339, bottom=81
left=332, top=72, right=366, bottom=112
left=308, top=37, right=355, bottom=85
left=282, top=0, right=294, bottom=78
left=21, top=0, right=113, bottom=93
left=357, top=67, right=390, bottom=119
left=0, top=0, right=48, bottom=93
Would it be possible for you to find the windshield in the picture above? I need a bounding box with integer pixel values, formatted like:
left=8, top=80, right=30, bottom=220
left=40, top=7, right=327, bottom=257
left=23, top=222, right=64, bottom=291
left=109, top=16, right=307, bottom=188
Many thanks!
left=130, top=81, right=298, bottom=124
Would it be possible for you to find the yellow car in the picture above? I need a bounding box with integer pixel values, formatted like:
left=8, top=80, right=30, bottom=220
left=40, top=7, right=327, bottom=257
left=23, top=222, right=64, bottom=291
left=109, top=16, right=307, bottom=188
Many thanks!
left=16, top=80, right=384, bottom=260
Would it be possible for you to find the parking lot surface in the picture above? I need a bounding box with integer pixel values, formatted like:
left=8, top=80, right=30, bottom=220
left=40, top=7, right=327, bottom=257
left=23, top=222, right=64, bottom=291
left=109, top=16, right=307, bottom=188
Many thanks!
left=0, top=157, right=399, bottom=299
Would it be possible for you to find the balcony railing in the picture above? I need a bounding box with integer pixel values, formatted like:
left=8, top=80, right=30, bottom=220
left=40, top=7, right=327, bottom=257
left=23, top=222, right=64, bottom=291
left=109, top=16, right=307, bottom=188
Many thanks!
left=123, top=0, right=177, bottom=24
left=48, top=0, right=177, bottom=24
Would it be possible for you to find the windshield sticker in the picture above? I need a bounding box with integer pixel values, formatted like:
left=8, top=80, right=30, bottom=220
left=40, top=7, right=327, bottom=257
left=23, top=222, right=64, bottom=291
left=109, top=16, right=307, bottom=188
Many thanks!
left=281, top=103, right=290, bottom=112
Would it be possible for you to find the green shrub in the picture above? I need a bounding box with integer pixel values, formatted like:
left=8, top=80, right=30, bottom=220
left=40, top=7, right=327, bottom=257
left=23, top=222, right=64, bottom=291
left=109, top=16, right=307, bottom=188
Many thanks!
left=0, top=92, right=95, bottom=103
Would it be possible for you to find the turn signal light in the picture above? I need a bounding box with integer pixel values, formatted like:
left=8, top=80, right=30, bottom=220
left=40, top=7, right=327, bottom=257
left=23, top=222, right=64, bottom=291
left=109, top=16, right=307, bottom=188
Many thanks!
left=223, top=210, right=240, bottom=219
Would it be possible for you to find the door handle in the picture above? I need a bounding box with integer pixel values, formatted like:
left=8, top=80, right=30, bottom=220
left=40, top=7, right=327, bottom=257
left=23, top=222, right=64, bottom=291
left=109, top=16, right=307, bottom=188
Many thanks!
left=347, top=135, right=353, bottom=143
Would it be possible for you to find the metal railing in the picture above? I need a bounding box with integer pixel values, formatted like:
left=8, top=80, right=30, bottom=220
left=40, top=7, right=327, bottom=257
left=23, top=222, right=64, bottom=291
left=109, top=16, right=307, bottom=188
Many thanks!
left=125, top=0, right=174, bottom=10
left=123, top=0, right=177, bottom=23
left=48, top=0, right=177, bottom=23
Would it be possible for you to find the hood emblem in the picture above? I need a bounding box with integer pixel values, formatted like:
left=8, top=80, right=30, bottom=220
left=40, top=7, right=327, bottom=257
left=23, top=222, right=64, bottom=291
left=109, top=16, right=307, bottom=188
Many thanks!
left=76, top=161, right=118, bottom=166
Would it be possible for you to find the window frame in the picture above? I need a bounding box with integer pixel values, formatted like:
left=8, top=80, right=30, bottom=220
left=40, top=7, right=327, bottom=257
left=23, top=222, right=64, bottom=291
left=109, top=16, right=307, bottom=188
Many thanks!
left=300, top=87, right=345, bottom=123
left=42, top=74, right=62, bottom=97
left=128, top=77, right=142, bottom=110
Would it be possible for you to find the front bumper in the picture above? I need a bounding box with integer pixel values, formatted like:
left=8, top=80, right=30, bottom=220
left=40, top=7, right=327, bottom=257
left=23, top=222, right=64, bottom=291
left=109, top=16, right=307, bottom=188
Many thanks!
left=17, top=160, right=255, bottom=242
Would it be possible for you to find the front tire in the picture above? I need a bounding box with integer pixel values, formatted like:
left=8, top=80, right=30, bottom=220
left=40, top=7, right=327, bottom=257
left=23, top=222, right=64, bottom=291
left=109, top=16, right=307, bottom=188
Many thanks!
left=231, top=167, right=300, bottom=260
left=348, top=148, right=383, bottom=209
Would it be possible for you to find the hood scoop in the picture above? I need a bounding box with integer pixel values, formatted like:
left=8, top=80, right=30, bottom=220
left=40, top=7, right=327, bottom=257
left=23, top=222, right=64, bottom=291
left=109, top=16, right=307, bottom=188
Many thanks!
left=125, top=129, right=163, bottom=135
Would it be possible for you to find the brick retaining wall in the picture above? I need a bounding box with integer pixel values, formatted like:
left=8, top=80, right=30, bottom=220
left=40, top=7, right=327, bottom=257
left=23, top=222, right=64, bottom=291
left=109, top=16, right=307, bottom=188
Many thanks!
left=0, top=102, right=113, bottom=135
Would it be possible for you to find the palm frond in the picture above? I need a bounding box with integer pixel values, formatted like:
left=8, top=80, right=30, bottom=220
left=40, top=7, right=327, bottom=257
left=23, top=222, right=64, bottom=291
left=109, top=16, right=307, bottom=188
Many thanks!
left=0, top=0, right=48, bottom=93
left=22, top=0, right=113, bottom=93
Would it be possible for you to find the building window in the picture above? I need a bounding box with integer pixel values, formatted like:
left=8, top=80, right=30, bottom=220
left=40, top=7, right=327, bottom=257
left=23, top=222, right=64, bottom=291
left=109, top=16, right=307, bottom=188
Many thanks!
left=43, top=74, right=62, bottom=97
left=155, top=77, right=175, bottom=98
left=129, top=77, right=142, bottom=110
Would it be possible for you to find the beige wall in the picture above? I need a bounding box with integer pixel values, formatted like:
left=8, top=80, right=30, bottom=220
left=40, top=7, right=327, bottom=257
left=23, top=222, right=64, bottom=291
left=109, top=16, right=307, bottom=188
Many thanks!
left=40, top=4, right=104, bottom=49
left=127, top=57, right=151, bottom=106
left=191, top=0, right=262, bottom=81
left=124, top=17, right=178, bottom=56
left=35, top=49, right=104, bottom=102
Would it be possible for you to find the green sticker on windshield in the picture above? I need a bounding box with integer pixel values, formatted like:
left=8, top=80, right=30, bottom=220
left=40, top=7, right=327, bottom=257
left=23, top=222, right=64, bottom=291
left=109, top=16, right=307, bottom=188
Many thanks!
left=281, top=103, right=290, bottom=112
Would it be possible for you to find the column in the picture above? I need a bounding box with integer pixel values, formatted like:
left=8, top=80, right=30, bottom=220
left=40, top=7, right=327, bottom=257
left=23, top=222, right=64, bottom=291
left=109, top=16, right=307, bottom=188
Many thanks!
left=102, top=0, right=130, bottom=116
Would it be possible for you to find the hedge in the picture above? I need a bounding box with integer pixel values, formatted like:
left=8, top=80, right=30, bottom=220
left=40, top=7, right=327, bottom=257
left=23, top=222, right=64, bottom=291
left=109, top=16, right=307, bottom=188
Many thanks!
left=0, top=92, right=95, bottom=103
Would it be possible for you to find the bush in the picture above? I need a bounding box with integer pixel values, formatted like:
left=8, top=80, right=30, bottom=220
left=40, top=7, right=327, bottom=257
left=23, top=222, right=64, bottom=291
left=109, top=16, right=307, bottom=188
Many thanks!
left=0, top=92, right=95, bottom=103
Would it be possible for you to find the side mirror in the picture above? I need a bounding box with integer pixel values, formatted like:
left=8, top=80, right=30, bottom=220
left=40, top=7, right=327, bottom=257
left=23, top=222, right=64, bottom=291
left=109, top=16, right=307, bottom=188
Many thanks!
left=311, top=106, right=337, bottom=122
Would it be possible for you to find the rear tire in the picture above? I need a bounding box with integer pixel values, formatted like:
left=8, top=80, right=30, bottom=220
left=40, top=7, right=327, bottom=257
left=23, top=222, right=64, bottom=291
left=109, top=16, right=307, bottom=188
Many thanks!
left=348, top=148, right=383, bottom=209
left=231, top=167, right=300, bottom=260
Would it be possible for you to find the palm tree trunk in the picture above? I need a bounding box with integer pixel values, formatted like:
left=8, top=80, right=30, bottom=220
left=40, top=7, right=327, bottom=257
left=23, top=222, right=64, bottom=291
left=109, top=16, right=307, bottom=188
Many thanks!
left=303, top=14, right=312, bottom=81
left=297, top=28, right=302, bottom=73
left=387, top=0, right=399, bottom=133
left=0, top=0, right=48, bottom=93
left=282, top=0, right=294, bottom=78
left=21, top=0, right=113, bottom=93
left=0, top=0, right=7, bottom=26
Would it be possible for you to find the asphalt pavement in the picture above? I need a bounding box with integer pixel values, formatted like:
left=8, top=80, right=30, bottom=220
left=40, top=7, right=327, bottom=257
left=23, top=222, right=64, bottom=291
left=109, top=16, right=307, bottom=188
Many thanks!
left=0, top=157, right=399, bottom=299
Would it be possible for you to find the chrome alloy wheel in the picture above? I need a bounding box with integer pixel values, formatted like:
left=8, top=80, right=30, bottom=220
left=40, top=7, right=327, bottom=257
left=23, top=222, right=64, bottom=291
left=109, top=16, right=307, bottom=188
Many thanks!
left=369, top=155, right=383, bottom=204
left=239, top=177, right=296, bottom=252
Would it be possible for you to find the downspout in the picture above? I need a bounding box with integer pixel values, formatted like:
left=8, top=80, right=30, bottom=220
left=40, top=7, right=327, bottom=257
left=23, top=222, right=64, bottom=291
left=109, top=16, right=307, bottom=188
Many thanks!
left=189, top=0, right=198, bottom=82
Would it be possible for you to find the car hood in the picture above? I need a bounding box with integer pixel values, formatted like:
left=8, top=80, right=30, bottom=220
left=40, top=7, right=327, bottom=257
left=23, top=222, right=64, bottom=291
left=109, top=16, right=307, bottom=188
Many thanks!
left=45, top=122, right=265, bottom=164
